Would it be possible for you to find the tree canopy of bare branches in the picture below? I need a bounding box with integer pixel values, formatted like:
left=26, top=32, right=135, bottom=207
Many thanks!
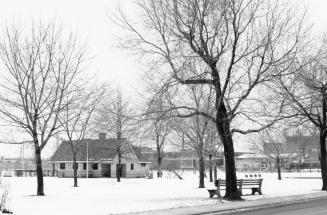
left=173, top=85, right=215, bottom=188
left=95, top=89, right=140, bottom=182
left=0, top=22, right=86, bottom=196
left=143, top=100, right=173, bottom=178
left=113, top=0, right=307, bottom=200
left=58, top=84, right=105, bottom=187
left=273, top=36, right=327, bottom=190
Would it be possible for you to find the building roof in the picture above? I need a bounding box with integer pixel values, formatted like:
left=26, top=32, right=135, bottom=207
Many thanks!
left=50, top=138, right=136, bottom=162
left=131, top=146, right=152, bottom=163
left=237, top=153, right=268, bottom=159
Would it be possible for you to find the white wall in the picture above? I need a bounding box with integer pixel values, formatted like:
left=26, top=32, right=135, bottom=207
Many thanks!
left=54, top=160, right=150, bottom=178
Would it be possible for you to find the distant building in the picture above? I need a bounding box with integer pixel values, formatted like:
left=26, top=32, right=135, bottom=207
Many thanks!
left=257, top=133, right=320, bottom=170
left=0, top=157, right=51, bottom=176
left=50, top=134, right=151, bottom=178
left=235, top=153, right=270, bottom=171
left=140, top=149, right=225, bottom=170
left=286, top=134, right=320, bottom=168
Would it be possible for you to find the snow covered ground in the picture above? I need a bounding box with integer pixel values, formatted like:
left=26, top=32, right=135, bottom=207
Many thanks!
left=1, top=170, right=324, bottom=215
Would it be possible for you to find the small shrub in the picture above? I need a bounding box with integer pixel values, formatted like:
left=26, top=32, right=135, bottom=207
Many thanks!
left=0, top=178, right=12, bottom=214
left=2, top=209, right=13, bottom=214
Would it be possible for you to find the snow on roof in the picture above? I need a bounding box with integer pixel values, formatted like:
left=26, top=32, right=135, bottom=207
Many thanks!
left=237, top=153, right=268, bottom=159
left=50, top=138, right=152, bottom=163
left=50, top=138, right=126, bottom=162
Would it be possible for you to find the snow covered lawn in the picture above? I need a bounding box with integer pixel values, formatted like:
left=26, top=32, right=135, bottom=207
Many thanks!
left=2, top=171, right=324, bottom=215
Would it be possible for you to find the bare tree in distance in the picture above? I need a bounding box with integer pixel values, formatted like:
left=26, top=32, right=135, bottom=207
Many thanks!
left=112, top=0, right=308, bottom=199
left=203, top=121, right=222, bottom=182
left=274, top=36, right=327, bottom=190
left=173, top=85, right=215, bottom=188
left=250, top=129, right=291, bottom=180
left=58, top=84, right=105, bottom=187
left=95, top=89, right=140, bottom=182
left=144, top=106, right=172, bottom=178
left=0, top=22, right=86, bottom=196
left=141, top=64, right=175, bottom=178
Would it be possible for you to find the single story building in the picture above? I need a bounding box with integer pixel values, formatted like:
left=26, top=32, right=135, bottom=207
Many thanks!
left=50, top=134, right=151, bottom=178
left=236, top=153, right=271, bottom=171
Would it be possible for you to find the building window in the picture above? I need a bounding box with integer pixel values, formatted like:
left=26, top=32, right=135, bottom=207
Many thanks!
left=141, top=163, right=146, bottom=167
left=60, top=163, right=65, bottom=170
left=92, top=163, right=98, bottom=170
left=131, top=163, right=134, bottom=170
left=83, top=163, right=87, bottom=170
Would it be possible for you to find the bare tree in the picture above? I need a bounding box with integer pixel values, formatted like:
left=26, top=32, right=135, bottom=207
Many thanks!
left=203, top=121, right=222, bottom=182
left=144, top=108, right=172, bottom=178
left=58, top=85, right=105, bottom=187
left=274, top=36, right=327, bottom=189
left=250, top=129, right=291, bottom=180
left=95, top=89, right=139, bottom=182
left=0, top=22, right=86, bottom=196
left=113, top=0, right=307, bottom=199
left=173, top=85, right=215, bottom=188
left=142, top=65, right=174, bottom=178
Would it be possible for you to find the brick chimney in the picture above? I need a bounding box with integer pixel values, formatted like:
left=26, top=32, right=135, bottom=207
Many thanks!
left=99, top=133, right=106, bottom=141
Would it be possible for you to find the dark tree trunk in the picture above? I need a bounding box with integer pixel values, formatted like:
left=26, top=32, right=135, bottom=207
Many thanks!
left=320, top=128, right=327, bottom=190
left=157, top=154, right=163, bottom=178
left=209, top=154, right=213, bottom=182
left=198, top=153, right=205, bottom=188
left=73, top=154, right=78, bottom=187
left=321, top=93, right=327, bottom=190
left=215, top=102, right=241, bottom=200
left=70, top=142, right=78, bottom=187
left=117, top=153, right=121, bottom=182
left=276, top=156, right=282, bottom=180
left=35, top=146, right=44, bottom=196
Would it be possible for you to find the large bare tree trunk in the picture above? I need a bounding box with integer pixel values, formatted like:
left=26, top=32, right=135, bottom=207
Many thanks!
left=73, top=154, right=78, bottom=187
left=209, top=154, right=213, bottom=182
left=35, top=145, right=44, bottom=196
left=216, top=104, right=240, bottom=200
left=321, top=94, right=327, bottom=190
left=320, top=133, right=327, bottom=190
left=157, top=154, right=163, bottom=178
left=320, top=131, right=327, bottom=190
left=198, top=153, right=205, bottom=188
left=70, top=143, right=78, bottom=187
left=117, top=153, right=121, bottom=182
left=276, top=157, right=282, bottom=180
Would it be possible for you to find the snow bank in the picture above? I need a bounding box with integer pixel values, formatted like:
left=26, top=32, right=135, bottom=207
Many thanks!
left=3, top=170, right=324, bottom=215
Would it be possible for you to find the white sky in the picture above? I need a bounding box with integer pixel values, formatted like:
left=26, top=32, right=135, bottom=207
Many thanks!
left=0, top=0, right=326, bottom=158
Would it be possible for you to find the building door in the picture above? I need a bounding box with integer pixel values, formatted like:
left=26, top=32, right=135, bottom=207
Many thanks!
left=101, top=164, right=111, bottom=177
left=116, top=164, right=126, bottom=178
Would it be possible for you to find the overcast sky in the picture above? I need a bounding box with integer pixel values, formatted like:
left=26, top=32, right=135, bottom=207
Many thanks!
left=0, top=0, right=326, bottom=158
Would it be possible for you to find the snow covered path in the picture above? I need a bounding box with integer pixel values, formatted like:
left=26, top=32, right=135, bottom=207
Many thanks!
left=2, top=171, right=324, bottom=215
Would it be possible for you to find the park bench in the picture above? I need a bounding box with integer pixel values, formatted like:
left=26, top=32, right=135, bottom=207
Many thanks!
left=207, top=178, right=263, bottom=198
